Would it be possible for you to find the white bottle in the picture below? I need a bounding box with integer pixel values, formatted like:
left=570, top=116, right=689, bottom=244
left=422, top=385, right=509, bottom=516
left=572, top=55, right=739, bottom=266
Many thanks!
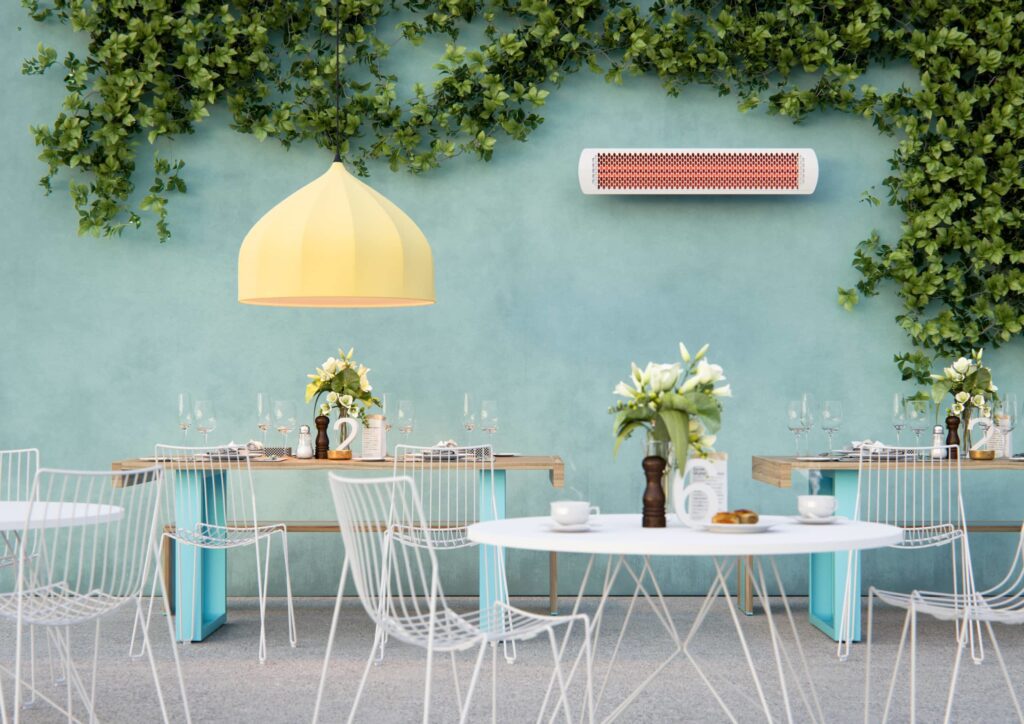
left=930, top=425, right=947, bottom=459
left=295, top=424, right=314, bottom=459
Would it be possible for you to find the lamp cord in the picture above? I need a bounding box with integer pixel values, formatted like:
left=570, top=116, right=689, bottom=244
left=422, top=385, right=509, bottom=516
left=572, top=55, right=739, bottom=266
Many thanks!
left=333, top=0, right=341, bottom=163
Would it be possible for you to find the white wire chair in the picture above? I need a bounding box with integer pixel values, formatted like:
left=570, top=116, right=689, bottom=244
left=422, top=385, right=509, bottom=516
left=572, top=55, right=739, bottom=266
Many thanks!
left=0, top=465, right=189, bottom=722
left=865, top=522, right=1024, bottom=722
left=388, top=444, right=514, bottom=663
left=312, top=473, right=593, bottom=724
left=837, top=444, right=978, bottom=661
left=136, top=444, right=297, bottom=663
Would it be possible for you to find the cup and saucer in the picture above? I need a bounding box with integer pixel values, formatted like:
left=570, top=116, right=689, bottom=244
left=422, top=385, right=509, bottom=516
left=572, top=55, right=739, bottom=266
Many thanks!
left=548, top=501, right=600, bottom=532
left=794, top=495, right=840, bottom=525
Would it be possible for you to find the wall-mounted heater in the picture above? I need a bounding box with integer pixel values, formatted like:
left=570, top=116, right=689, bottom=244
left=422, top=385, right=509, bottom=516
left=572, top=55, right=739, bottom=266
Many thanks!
left=578, top=148, right=818, bottom=195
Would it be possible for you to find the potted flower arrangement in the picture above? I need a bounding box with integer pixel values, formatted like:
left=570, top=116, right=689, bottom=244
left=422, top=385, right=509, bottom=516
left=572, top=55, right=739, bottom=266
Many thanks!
left=610, top=342, right=730, bottom=527
left=305, top=347, right=380, bottom=455
left=930, top=348, right=997, bottom=456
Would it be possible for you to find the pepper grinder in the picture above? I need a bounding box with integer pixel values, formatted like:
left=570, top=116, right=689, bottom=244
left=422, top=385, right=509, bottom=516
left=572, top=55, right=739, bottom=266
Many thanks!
left=944, top=415, right=961, bottom=460
left=295, top=424, right=314, bottom=459
left=314, top=415, right=330, bottom=459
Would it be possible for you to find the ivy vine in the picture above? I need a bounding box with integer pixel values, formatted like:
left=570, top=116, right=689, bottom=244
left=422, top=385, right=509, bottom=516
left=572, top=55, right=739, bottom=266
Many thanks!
left=20, top=0, right=1024, bottom=375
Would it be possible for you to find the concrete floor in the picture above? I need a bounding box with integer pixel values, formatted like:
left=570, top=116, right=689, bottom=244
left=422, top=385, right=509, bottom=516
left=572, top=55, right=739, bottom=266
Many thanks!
left=0, top=596, right=1019, bottom=722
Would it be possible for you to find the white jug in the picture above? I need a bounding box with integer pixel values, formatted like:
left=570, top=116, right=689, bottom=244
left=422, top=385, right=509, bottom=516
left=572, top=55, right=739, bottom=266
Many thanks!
left=670, top=458, right=719, bottom=529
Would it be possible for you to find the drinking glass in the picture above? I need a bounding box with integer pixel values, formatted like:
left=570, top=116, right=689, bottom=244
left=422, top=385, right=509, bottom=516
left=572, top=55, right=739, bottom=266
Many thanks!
left=786, top=401, right=805, bottom=456
left=820, top=400, right=843, bottom=452
left=996, top=394, right=1019, bottom=434
left=462, top=393, right=477, bottom=437
left=273, top=400, right=297, bottom=448
left=397, top=400, right=414, bottom=438
left=800, top=393, right=815, bottom=455
left=891, top=393, right=907, bottom=443
left=177, top=392, right=193, bottom=441
left=193, top=400, right=217, bottom=445
left=481, top=400, right=499, bottom=441
left=256, top=392, right=271, bottom=445
left=381, top=393, right=392, bottom=433
left=906, top=398, right=929, bottom=445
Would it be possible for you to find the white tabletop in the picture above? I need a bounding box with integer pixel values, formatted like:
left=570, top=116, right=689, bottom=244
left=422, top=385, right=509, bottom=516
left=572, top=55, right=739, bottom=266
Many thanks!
left=0, top=502, right=125, bottom=532
left=468, top=514, right=902, bottom=557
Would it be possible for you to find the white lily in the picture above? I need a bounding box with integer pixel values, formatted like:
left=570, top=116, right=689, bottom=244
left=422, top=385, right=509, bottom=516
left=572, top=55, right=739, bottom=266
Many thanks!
left=712, top=384, right=732, bottom=397
left=613, top=381, right=636, bottom=398
left=646, top=362, right=681, bottom=393
left=694, top=343, right=710, bottom=362
left=339, top=394, right=354, bottom=410
left=695, top=359, right=724, bottom=384
left=952, top=357, right=971, bottom=375
left=699, top=434, right=717, bottom=448
left=679, top=342, right=691, bottom=363
left=319, top=403, right=331, bottom=416
left=327, top=391, right=339, bottom=405
left=971, top=394, right=985, bottom=408
left=631, top=362, right=647, bottom=388
left=678, top=375, right=700, bottom=394
left=951, top=402, right=965, bottom=415
left=954, top=391, right=970, bottom=404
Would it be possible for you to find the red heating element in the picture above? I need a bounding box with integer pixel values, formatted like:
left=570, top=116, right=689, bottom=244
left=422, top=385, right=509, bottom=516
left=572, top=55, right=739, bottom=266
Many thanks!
left=595, top=151, right=802, bottom=191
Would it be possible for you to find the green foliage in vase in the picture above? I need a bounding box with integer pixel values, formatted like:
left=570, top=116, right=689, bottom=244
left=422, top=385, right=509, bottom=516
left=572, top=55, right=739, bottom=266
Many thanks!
left=21, top=0, right=1024, bottom=373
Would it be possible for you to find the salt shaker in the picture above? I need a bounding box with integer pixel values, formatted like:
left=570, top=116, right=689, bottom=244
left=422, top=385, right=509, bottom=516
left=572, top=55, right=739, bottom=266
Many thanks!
left=930, top=425, right=947, bottom=459
left=295, top=424, right=314, bottom=459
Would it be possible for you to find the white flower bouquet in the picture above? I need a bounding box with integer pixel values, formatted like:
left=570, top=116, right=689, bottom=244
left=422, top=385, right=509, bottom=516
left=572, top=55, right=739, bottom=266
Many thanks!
left=930, top=349, right=997, bottom=417
left=610, top=342, right=731, bottom=463
left=304, top=347, right=380, bottom=425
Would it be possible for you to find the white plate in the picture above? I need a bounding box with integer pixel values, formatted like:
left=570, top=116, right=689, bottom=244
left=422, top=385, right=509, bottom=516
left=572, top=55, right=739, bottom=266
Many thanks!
left=794, top=515, right=842, bottom=525
left=356, top=456, right=386, bottom=461
left=494, top=452, right=521, bottom=457
left=705, top=516, right=783, bottom=534
left=796, top=456, right=833, bottom=462
left=546, top=522, right=599, bottom=533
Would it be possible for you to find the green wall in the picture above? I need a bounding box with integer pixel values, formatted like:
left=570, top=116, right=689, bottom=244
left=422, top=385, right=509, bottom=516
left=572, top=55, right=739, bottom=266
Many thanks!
left=3, top=6, right=1023, bottom=598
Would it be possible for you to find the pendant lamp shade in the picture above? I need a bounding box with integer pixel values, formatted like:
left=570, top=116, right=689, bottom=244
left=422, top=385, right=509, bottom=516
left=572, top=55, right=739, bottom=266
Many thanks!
left=238, top=162, right=435, bottom=307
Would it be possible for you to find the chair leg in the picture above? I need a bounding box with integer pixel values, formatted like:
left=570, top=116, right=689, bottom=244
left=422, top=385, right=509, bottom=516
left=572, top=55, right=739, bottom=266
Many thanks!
left=491, top=643, right=498, bottom=724
left=278, top=530, right=298, bottom=647
left=136, top=596, right=174, bottom=724
left=909, top=601, right=917, bottom=723
left=984, top=621, right=1024, bottom=722
left=457, top=641, right=488, bottom=724
left=253, top=536, right=268, bottom=664
left=88, top=619, right=101, bottom=723
left=545, top=629, right=573, bottom=724
left=130, top=540, right=164, bottom=659
left=313, top=557, right=348, bottom=724
left=347, top=629, right=382, bottom=724
left=942, top=626, right=966, bottom=724
left=450, top=652, right=463, bottom=712
left=423, top=641, right=435, bottom=724
left=864, top=591, right=874, bottom=724
left=882, top=605, right=913, bottom=723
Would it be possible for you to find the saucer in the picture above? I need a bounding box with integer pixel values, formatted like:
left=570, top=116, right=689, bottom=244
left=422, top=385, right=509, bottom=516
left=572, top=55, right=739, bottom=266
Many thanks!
left=547, top=522, right=598, bottom=533
left=795, top=515, right=839, bottom=525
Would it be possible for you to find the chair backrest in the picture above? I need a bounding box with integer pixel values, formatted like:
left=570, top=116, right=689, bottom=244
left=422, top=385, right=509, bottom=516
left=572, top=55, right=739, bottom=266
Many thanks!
left=17, top=466, right=163, bottom=602
left=154, top=444, right=260, bottom=540
left=0, top=448, right=39, bottom=502
left=328, top=473, right=445, bottom=633
left=855, top=444, right=965, bottom=547
left=392, top=444, right=495, bottom=548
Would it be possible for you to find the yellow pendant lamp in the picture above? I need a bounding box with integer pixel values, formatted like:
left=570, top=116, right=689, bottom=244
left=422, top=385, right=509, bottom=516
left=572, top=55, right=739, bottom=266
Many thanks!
left=237, top=1, right=434, bottom=308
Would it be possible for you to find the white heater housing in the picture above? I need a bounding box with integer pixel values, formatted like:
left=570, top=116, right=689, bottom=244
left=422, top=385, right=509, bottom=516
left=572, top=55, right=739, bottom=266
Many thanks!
left=578, top=148, right=818, bottom=195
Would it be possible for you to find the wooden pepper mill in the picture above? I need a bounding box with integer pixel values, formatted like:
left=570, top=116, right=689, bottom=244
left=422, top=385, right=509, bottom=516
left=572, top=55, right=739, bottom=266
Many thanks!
left=314, top=415, right=330, bottom=459
left=944, top=414, right=960, bottom=460
left=642, top=455, right=668, bottom=528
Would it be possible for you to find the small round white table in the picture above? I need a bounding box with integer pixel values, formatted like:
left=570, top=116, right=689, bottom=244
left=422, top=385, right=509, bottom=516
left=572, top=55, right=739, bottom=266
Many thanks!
left=0, top=501, right=124, bottom=532
left=469, top=514, right=902, bottom=723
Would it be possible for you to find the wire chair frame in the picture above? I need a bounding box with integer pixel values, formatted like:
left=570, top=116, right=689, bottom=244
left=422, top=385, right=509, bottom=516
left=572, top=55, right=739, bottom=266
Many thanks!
left=837, top=444, right=978, bottom=661
left=1, top=465, right=189, bottom=722
left=313, top=473, right=593, bottom=724
left=137, top=444, right=297, bottom=663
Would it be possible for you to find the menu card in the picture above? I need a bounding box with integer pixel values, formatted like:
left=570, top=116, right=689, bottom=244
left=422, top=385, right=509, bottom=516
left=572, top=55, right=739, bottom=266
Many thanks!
left=684, top=453, right=728, bottom=518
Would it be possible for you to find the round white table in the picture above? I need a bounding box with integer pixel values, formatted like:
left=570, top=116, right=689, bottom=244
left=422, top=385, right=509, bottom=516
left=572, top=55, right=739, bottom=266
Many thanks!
left=0, top=501, right=124, bottom=531
left=469, top=514, right=902, bottom=723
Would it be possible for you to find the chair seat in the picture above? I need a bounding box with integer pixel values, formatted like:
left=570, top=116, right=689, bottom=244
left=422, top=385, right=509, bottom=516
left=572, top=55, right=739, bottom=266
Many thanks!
left=0, top=583, right=127, bottom=626
left=382, top=604, right=577, bottom=652
left=872, top=585, right=1024, bottom=624
left=895, top=524, right=962, bottom=548
left=168, top=522, right=285, bottom=549
left=393, top=525, right=472, bottom=550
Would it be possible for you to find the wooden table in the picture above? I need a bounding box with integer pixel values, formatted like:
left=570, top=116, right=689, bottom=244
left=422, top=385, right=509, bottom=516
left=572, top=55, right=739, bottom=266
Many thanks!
left=113, top=455, right=564, bottom=641
left=751, top=455, right=1024, bottom=642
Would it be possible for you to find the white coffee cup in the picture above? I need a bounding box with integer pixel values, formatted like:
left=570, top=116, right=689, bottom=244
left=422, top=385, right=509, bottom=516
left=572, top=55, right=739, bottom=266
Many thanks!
left=551, top=501, right=599, bottom=526
left=798, top=495, right=837, bottom=519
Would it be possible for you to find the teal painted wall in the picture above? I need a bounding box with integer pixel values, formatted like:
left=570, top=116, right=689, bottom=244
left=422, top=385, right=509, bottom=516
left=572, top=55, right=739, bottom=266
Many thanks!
left=3, top=7, right=1023, bottom=598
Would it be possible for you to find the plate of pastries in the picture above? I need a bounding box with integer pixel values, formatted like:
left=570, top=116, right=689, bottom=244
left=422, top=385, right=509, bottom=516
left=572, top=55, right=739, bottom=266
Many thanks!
left=706, top=509, right=783, bottom=534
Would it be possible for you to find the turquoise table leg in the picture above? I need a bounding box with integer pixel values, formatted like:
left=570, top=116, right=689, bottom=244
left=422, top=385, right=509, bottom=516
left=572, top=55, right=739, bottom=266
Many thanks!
left=808, top=470, right=860, bottom=641
left=173, top=470, right=228, bottom=642
left=479, top=469, right=507, bottom=627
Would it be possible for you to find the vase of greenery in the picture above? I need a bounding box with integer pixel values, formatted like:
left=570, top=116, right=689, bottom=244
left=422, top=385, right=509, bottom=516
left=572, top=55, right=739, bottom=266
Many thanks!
left=305, top=346, right=380, bottom=451
left=930, top=349, right=997, bottom=457
left=610, top=342, right=730, bottom=528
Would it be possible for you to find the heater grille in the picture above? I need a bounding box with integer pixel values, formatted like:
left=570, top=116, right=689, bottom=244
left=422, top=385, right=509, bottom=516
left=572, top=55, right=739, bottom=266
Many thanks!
left=578, top=148, right=818, bottom=195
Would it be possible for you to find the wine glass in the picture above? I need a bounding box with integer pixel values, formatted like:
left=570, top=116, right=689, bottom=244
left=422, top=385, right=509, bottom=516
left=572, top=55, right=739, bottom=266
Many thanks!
left=193, top=400, right=217, bottom=445
left=786, top=401, right=805, bottom=456
left=273, top=400, right=297, bottom=449
left=820, top=400, right=843, bottom=453
left=906, top=398, right=929, bottom=445
left=462, top=393, right=477, bottom=438
left=480, top=400, right=499, bottom=445
left=381, top=393, right=392, bottom=433
left=397, top=400, right=414, bottom=439
left=177, top=392, right=193, bottom=441
left=891, top=393, right=907, bottom=444
left=995, top=394, right=1018, bottom=456
left=256, top=392, right=271, bottom=445
left=800, top=393, right=815, bottom=455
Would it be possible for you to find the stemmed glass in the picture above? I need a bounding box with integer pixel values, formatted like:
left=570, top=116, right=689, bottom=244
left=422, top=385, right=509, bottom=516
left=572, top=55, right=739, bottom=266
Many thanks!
left=381, top=393, right=392, bottom=433
left=820, top=400, right=843, bottom=453
left=786, top=401, right=805, bottom=456
left=906, top=398, right=930, bottom=445
left=193, top=400, right=217, bottom=445
left=256, top=392, right=272, bottom=445
left=273, top=400, right=297, bottom=449
left=397, top=400, right=414, bottom=439
left=995, top=394, right=1018, bottom=452
left=480, top=400, right=499, bottom=443
left=891, top=393, right=907, bottom=444
left=462, top=393, right=476, bottom=439
left=177, top=392, right=193, bottom=441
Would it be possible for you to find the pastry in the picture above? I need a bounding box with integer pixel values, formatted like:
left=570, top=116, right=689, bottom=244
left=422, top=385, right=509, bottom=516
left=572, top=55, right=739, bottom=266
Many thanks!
left=712, top=511, right=739, bottom=524
left=734, top=509, right=759, bottom=524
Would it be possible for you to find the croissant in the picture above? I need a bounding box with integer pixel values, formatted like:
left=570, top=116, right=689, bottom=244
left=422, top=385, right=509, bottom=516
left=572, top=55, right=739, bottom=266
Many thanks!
left=734, top=509, right=759, bottom=524
left=712, top=511, right=739, bottom=524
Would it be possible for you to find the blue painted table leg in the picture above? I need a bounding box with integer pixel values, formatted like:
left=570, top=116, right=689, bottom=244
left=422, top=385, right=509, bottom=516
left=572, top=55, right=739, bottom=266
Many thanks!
left=173, top=470, right=228, bottom=642
left=479, top=469, right=507, bottom=629
left=808, top=470, right=860, bottom=641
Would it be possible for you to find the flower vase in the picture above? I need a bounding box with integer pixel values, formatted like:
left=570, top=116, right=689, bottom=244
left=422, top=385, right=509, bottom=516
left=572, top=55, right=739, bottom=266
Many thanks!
left=944, top=414, right=961, bottom=460
left=642, top=438, right=669, bottom=528
left=960, top=409, right=972, bottom=456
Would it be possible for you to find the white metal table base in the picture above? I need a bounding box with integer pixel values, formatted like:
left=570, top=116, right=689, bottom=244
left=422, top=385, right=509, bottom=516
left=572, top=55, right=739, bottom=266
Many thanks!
left=551, top=554, right=824, bottom=723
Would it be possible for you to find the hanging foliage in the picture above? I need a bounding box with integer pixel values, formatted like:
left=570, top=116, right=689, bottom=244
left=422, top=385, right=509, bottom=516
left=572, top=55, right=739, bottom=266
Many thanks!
left=20, top=0, right=1024, bottom=373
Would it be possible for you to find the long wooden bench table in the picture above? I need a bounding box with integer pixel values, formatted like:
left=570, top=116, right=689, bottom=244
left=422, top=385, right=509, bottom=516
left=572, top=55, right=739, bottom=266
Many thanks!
left=114, top=455, right=564, bottom=642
